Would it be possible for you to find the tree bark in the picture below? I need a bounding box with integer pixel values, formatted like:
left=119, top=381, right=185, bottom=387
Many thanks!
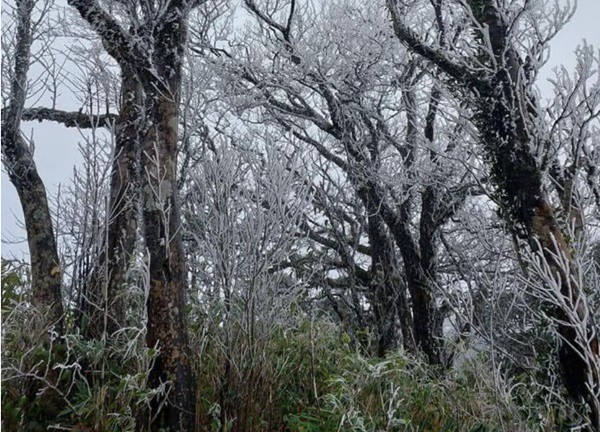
left=81, top=69, right=142, bottom=338
left=469, top=3, right=599, bottom=426
left=141, top=91, right=195, bottom=430
left=366, top=204, right=402, bottom=356
left=2, top=0, right=65, bottom=426
left=140, top=8, right=196, bottom=431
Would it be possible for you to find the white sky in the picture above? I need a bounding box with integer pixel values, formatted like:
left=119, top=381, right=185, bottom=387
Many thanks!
left=2, top=0, right=600, bottom=259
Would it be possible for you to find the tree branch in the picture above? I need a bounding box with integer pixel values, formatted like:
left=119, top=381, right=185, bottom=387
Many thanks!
left=67, top=0, right=168, bottom=94
left=387, top=0, right=485, bottom=91
left=19, top=107, right=117, bottom=128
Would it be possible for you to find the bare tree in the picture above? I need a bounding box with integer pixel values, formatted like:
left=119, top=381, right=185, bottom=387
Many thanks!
left=208, top=0, right=471, bottom=363
left=181, top=134, right=313, bottom=429
left=388, top=0, right=599, bottom=426
left=4, top=0, right=600, bottom=429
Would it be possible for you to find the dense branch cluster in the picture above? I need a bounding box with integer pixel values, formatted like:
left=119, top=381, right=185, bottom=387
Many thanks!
left=2, top=0, right=599, bottom=431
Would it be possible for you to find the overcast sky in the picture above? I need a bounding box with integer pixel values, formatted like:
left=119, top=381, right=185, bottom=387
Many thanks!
left=2, top=0, right=600, bottom=260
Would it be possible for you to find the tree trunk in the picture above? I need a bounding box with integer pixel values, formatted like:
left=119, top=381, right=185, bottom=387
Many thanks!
left=366, top=208, right=401, bottom=356
left=66, top=0, right=197, bottom=427
left=476, top=78, right=600, bottom=428
left=392, top=86, right=445, bottom=365
left=2, top=0, right=63, bottom=331
left=82, top=69, right=142, bottom=338
left=2, top=0, right=65, bottom=426
left=141, top=91, right=195, bottom=431
left=140, top=13, right=195, bottom=430
left=470, top=2, right=599, bottom=426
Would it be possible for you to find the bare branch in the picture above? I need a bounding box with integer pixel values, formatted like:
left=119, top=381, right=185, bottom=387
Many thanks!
left=19, top=106, right=117, bottom=128
left=387, top=0, right=485, bottom=91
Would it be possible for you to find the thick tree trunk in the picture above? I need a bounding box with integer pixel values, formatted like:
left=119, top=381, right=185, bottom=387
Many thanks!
left=479, top=95, right=599, bottom=428
left=67, top=0, right=197, bottom=427
left=476, top=82, right=600, bottom=427
left=141, top=93, right=195, bottom=431
left=3, top=135, right=64, bottom=330
left=140, top=13, right=195, bottom=429
left=400, top=242, right=443, bottom=365
left=2, top=0, right=65, bottom=426
left=104, top=70, right=142, bottom=329
left=469, top=1, right=599, bottom=426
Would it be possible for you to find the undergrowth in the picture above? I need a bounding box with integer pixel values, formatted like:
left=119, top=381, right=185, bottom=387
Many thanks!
left=1, top=312, right=580, bottom=432
left=1, top=266, right=582, bottom=432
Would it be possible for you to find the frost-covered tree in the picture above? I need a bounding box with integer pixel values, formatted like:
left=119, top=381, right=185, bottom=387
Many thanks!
left=62, top=0, right=200, bottom=427
left=388, top=0, right=600, bottom=426
left=208, top=0, right=472, bottom=363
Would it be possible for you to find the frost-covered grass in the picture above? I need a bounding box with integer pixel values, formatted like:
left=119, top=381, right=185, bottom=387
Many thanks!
left=1, top=293, right=583, bottom=432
